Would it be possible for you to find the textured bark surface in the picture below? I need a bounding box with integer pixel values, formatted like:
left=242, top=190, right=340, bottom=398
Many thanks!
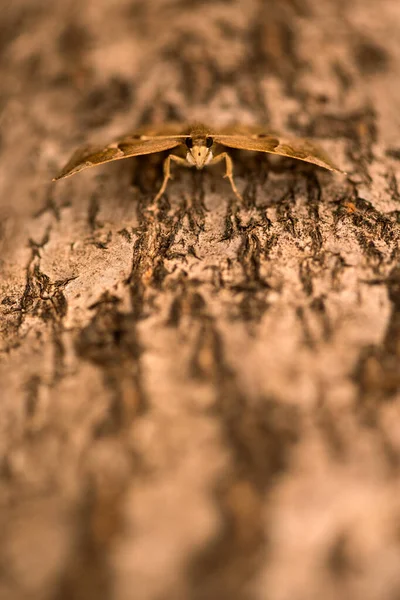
left=1, top=1, right=400, bottom=599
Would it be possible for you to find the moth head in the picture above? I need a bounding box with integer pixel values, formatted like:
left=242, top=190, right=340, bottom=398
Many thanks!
left=185, top=136, right=213, bottom=169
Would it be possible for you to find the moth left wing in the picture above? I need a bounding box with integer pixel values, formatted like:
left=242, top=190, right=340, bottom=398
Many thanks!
left=212, top=132, right=344, bottom=173
left=53, top=134, right=186, bottom=181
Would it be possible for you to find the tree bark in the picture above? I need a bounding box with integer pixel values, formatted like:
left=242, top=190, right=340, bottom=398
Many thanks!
left=1, top=1, right=400, bottom=599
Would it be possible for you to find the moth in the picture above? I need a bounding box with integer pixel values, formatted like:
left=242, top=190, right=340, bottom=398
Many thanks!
left=53, top=123, right=344, bottom=200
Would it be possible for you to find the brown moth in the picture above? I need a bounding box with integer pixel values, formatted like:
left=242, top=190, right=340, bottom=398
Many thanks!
left=53, top=123, right=344, bottom=201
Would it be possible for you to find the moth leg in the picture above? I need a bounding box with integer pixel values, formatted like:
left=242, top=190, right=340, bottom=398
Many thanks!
left=209, top=152, right=242, bottom=201
left=153, top=154, right=188, bottom=202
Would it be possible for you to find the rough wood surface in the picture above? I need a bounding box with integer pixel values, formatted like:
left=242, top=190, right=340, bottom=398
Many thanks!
left=1, top=1, right=400, bottom=599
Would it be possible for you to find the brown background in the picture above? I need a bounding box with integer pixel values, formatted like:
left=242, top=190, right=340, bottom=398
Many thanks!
left=1, top=1, right=400, bottom=599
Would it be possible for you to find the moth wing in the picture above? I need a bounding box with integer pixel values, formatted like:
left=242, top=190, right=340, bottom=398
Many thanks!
left=213, top=132, right=343, bottom=173
left=53, top=135, right=184, bottom=181
left=213, top=134, right=281, bottom=154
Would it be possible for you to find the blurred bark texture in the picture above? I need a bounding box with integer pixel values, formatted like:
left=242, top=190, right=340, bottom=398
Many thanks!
left=1, top=1, right=400, bottom=599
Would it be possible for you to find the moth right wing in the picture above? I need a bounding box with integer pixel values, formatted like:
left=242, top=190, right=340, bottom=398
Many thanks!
left=53, top=134, right=186, bottom=181
left=212, top=126, right=344, bottom=173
